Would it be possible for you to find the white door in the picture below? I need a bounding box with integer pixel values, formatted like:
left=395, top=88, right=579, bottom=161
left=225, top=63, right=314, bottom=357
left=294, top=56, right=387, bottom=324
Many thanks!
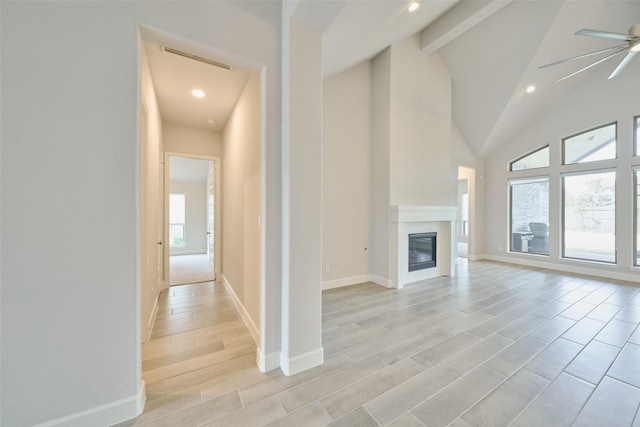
left=207, top=161, right=215, bottom=279
left=157, top=148, right=165, bottom=288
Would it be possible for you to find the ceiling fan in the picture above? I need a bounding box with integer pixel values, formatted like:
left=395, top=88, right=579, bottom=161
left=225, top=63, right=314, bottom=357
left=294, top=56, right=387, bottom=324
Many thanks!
left=540, top=23, right=640, bottom=83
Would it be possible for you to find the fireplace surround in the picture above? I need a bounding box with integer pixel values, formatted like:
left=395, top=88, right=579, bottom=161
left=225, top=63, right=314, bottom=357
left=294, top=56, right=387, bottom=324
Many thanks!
left=391, top=205, right=457, bottom=288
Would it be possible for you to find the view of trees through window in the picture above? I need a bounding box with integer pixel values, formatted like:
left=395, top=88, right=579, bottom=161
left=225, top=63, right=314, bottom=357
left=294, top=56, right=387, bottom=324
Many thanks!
left=510, top=179, right=549, bottom=255
left=563, top=172, right=616, bottom=263
left=636, top=170, right=640, bottom=266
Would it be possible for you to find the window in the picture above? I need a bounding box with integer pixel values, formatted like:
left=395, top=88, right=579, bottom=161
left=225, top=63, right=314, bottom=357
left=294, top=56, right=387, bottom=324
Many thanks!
left=510, top=178, right=549, bottom=255
left=563, top=171, right=615, bottom=263
left=635, top=116, right=640, bottom=156
left=636, top=169, right=640, bottom=266
left=563, top=123, right=616, bottom=165
left=510, top=146, right=549, bottom=171
left=169, top=193, right=186, bottom=247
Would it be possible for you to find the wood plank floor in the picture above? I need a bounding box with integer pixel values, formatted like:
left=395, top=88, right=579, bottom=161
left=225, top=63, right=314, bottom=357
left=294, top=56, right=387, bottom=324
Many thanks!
left=118, top=260, right=640, bottom=426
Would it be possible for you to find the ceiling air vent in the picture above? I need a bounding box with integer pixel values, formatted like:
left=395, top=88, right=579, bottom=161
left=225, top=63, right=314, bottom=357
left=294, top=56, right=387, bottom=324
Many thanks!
left=161, top=46, right=231, bottom=71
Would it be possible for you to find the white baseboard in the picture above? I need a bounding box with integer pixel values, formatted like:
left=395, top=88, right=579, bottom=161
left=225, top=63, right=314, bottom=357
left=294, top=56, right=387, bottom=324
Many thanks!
left=221, top=275, right=260, bottom=347
left=468, top=254, right=484, bottom=261
left=280, top=347, right=324, bottom=376
left=36, top=381, right=145, bottom=427
left=257, top=348, right=281, bottom=372
left=369, top=274, right=394, bottom=288
left=322, top=274, right=393, bottom=290
left=170, top=250, right=207, bottom=256
left=483, top=254, right=640, bottom=283
left=322, top=274, right=371, bottom=290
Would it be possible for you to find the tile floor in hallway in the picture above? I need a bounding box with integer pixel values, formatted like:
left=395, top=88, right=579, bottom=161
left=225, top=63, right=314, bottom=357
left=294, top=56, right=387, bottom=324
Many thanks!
left=119, top=260, right=640, bottom=426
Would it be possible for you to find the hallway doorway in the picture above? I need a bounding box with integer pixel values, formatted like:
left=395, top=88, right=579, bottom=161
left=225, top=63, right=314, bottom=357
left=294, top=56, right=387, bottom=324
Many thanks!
left=167, top=155, right=218, bottom=286
left=458, top=166, right=475, bottom=259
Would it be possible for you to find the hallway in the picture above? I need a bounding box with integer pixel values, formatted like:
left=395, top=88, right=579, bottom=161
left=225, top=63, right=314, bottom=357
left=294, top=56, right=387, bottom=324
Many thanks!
left=137, top=281, right=259, bottom=425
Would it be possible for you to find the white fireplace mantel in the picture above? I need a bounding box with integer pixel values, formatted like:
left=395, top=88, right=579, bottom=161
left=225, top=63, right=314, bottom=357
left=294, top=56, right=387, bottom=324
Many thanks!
left=390, top=205, right=457, bottom=288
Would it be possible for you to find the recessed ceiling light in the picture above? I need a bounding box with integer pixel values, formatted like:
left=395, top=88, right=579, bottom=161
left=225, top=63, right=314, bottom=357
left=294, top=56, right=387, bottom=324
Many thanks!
left=408, top=1, right=420, bottom=12
left=526, top=84, right=536, bottom=94
left=192, top=89, right=205, bottom=98
left=207, top=118, right=216, bottom=125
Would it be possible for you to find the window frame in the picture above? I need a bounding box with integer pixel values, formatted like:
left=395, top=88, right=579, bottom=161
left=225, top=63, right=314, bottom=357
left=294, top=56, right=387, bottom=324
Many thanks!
left=509, top=145, right=550, bottom=172
left=634, top=167, right=640, bottom=267
left=634, top=115, right=640, bottom=157
left=561, top=121, right=617, bottom=166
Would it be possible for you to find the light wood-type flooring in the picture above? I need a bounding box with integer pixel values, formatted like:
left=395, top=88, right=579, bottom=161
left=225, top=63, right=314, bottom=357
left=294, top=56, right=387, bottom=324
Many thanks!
left=119, top=260, right=640, bottom=426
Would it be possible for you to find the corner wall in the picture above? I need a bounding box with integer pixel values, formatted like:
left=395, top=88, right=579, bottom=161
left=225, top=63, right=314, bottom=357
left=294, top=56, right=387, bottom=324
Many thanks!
left=322, top=61, right=372, bottom=288
left=0, top=1, right=282, bottom=425
left=222, top=73, right=262, bottom=342
left=140, top=32, right=164, bottom=343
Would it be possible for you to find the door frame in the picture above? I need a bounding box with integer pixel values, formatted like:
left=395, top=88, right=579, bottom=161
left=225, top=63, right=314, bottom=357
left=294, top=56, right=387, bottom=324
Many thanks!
left=164, top=152, right=222, bottom=290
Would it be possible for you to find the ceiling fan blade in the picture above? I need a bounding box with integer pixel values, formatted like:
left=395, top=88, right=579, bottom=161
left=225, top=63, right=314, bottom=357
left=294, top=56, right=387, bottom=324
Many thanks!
left=539, top=44, right=628, bottom=69
left=608, top=51, right=637, bottom=79
left=555, top=47, right=627, bottom=83
left=576, top=29, right=632, bottom=41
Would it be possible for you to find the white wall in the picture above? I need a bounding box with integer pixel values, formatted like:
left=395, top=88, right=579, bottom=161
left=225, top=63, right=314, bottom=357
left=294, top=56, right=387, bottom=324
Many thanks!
left=483, top=59, right=640, bottom=281
left=371, top=47, right=393, bottom=283
left=163, top=122, right=223, bottom=158
left=369, top=34, right=455, bottom=285
left=389, top=34, right=455, bottom=207
left=169, top=181, right=207, bottom=255
left=0, top=2, right=282, bottom=425
left=280, top=15, right=323, bottom=375
left=222, top=73, right=261, bottom=346
left=140, top=34, right=163, bottom=344
left=1, top=3, right=140, bottom=425
left=322, top=61, right=372, bottom=288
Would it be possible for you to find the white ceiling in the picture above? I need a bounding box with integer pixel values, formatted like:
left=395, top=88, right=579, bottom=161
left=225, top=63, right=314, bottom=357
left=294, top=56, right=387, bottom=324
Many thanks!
left=146, top=0, right=640, bottom=156
left=322, top=0, right=459, bottom=77
left=435, top=0, right=640, bottom=155
left=143, top=40, right=250, bottom=132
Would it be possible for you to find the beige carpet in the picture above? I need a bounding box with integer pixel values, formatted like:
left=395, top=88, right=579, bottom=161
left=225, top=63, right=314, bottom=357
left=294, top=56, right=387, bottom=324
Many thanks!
left=169, top=254, right=215, bottom=286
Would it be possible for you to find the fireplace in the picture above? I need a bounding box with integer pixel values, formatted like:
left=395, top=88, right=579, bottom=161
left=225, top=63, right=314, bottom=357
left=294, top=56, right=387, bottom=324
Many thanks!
left=391, top=205, right=457, bottom=288
left=408, top=232, right=436, bottom=271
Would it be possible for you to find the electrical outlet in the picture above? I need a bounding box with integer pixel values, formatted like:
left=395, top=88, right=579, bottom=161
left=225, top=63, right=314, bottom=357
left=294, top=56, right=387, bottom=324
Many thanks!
left=325, top=264, right=331, bottom=273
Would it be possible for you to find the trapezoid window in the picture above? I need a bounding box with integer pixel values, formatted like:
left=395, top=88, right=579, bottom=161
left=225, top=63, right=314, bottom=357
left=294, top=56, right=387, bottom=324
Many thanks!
left=563, top=122, right=616, bottom=165
left=510, top=146, right=549, bottom=171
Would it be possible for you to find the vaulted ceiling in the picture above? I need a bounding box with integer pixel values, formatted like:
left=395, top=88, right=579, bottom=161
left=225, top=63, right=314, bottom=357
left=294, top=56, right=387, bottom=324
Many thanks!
left=320, top=0, right=640, bottom=156
left=147, top=0, right=640, bottom=157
